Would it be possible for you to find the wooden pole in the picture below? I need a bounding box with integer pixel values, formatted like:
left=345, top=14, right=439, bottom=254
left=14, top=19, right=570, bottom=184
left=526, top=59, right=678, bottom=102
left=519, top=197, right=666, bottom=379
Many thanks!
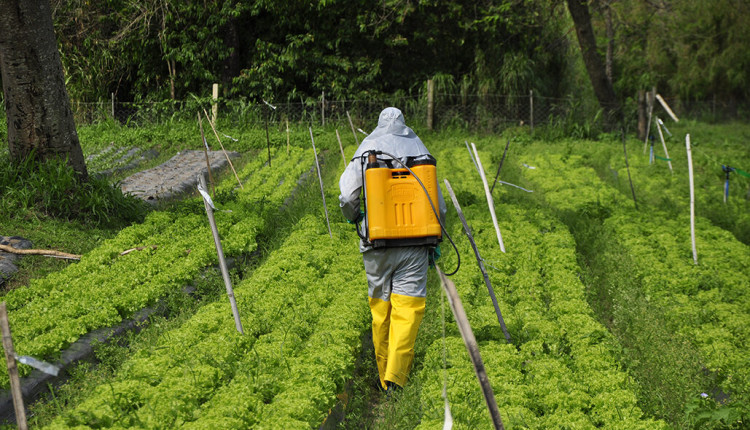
left=321, top=91, right=326, bottom=127
left=643, top=88, right=655, bottom=154
left=198, top=112, right=216, bottom=197
left=427, top=79, right=435, bottom=131
left=444, top=180, right=511, bottom=343
left=346, top=110, right=359, bottom=146
left=656, top=94, right=679, bottom=122
left=622, top=128, right=638, bottom=210
left=309, top=127, right=333, bottom=238
left=471, top=143, right=506, bottom=253
left=212, top=83, right=219, bottom=124
left=111, top=92, right=115, bottom=119
left=529, top=90, right=534, bottom=134
left=335, top=129, right=346, bottom=165
left=655, top=116, right=673, bottom=173
left=0, top=303, right=28, bottom=430
left=264, top=102, right=271, bottom=167
left=203, top=109, right=243, bottom=189
left=286, top=118, right=290, bottom=155
left=0, top=245, right=80, bottom=260
left=435, top=267, right=505, bottom=430
left=686, top=134, right=698, bottom=265
left=490, top=138, right=511, bottom=195
left=198, top=175, right=244, bottom=334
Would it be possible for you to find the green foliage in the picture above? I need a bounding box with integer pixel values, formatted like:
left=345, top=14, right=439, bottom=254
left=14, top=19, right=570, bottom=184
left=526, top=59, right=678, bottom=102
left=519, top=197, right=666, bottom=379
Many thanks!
left=0, top=151, right=148, bottom=227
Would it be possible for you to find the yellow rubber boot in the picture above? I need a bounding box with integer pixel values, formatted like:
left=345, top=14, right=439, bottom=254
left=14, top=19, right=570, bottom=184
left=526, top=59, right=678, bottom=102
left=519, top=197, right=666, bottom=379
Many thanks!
left=384, top=293, right=426, bottom=387
left=368, top=297, right=391, bottom=390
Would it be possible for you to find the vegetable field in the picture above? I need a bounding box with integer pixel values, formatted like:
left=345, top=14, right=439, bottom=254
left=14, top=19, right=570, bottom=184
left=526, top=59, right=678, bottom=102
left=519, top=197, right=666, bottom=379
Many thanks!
left=2, top=121, right=748, bottom=429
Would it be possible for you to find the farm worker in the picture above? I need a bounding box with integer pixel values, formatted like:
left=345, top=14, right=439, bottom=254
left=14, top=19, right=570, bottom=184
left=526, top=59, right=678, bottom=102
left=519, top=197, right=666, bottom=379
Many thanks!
left=338, top=107, right=446, bottom=395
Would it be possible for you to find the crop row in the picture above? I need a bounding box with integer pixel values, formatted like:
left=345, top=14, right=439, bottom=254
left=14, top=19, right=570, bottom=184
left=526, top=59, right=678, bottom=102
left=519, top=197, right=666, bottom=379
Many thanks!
left=596, top=136, right=750, bottom=244
left=43, top=214, right=368, bottom=428
left=415, top=146, right=665, bottom=428
left=518, top=147, right=749, bottom=420
left=1, top=147, right=312, bottom=388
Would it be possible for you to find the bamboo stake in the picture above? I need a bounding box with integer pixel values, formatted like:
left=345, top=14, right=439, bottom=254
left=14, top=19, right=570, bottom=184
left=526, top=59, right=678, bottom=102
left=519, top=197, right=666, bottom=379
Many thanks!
left=465, top=141, right=480, bottom=175
left=198, top=112, right=216, bottom=197
left=203, top=109, right=243, bottom=189
left=655, top=116, right=673, bottom=173
left=335, top=129, right=346, bottom=164
left=435, top=267, right=505, bottom=430
left=309, top=127, right=333, bottom=238
left=656, top=94, right=679, bottom=122
left=0, top=245, right=80, bottom=260
left=198, top=175, right=244, bottom=334
left=346, top=110, right=359, bottom=146
left=490, top=138, right=511, bottom=195
left=0, top=303, right=27, bottom=430
left=444, top=179, right=511, bottom=343
left=686, top=134, right=698, bottom=265
left=471, top=143, right=506, bottom=253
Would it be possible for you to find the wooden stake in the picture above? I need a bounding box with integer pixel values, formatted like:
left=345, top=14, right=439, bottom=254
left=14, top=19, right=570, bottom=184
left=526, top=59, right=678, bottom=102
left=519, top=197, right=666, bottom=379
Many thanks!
left=656, top=94, right=679, bottom=122
left=346, top=111, right=359, bottom=146
left=444, top=179, right=511, bottom=343
left=643, top=88, right=655, bottom=154
left=198, top=175, right=244, bottom=334
left=471, top=143, right=506, bottom=253
left=0, top=302, right=28, bottom=430
left=435, top=267, right=505, bottom=430
left=686, top=134, right=698, bottom=265
left=427, top=79, right=435, bottom=130
left=655, top=116, right=673, bottom=173
left=198, top=112, right=216, bottom=197
left=309, top=127, right=333, bottom=238
left=212, top=83, right=219, bottom=124
left=622, top=128, right=638, bottom=210
left=335, top=129, right=346, bottom=164
left=264, top=103, right=271, bottom=167
left=286, top=118, right=290, bottom=155
left=529, top=90, right=534, bottom=134
left=203, top=109, right=243, bottom=189
left=490, top=138, right=511, bottom=195
left=0, top=245, right=80, bottom=260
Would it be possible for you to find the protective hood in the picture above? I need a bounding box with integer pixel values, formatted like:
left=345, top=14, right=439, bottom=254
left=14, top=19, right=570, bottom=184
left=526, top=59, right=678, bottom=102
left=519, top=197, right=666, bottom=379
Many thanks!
left=351, top=107, right=431, bottom=161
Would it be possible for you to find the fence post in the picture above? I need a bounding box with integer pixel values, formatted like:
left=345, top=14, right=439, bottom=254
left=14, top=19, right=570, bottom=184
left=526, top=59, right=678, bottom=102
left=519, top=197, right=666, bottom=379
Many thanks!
left=529, top=89, right=534, bottom=134
left=321, top=91, right=326, bottom=127
left=212, top=83, right=219, bottom=124
left=427, top=79, right=435, bottom=130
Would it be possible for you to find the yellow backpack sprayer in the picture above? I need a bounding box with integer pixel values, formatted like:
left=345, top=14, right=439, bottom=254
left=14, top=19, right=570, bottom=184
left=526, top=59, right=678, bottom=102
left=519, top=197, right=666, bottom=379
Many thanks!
left=355, top=150, right=460, bottom=274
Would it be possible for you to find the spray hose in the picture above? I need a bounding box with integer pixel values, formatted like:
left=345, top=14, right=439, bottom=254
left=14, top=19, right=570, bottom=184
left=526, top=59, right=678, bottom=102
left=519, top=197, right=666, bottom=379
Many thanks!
left=357, top=150, right=461, bottom=276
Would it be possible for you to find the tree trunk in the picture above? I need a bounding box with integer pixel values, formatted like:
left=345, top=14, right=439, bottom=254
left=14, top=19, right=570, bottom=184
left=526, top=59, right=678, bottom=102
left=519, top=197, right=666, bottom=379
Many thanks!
left=0, top=0, right=88, bottom=180
left=566, top=0, right=621, bottom=126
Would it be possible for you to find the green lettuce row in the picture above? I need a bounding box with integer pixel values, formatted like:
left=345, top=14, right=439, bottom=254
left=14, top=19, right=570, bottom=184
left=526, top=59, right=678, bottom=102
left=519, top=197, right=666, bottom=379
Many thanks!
left=417, top=186, right=664, bottom=428
left=413, top=146, right=664, bottom=428
left=606, top=212, right=750, bottom=402
left=518, top=148, right=749, bottom=416
left=0, top=148, right=311, bottom=388
left=44, top=216, right=368, bottom=428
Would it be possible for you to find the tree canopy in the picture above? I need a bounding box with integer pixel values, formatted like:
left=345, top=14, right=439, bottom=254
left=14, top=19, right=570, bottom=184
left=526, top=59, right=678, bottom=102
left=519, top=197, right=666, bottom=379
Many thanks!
left=46, top=0, right=750, bottom=108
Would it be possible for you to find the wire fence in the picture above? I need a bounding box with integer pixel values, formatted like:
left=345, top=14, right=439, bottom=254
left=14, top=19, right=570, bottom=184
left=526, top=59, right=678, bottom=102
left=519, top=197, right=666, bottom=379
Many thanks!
left=2, top=91, right=745, bottom=137
left=66, top=92, right=593, bottom=133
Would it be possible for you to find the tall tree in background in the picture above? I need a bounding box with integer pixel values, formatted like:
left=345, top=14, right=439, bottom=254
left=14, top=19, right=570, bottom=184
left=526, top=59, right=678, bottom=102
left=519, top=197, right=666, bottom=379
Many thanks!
left=0, top=0, right=88, bottom=179
left=566, top=0, right=621, bottom=124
